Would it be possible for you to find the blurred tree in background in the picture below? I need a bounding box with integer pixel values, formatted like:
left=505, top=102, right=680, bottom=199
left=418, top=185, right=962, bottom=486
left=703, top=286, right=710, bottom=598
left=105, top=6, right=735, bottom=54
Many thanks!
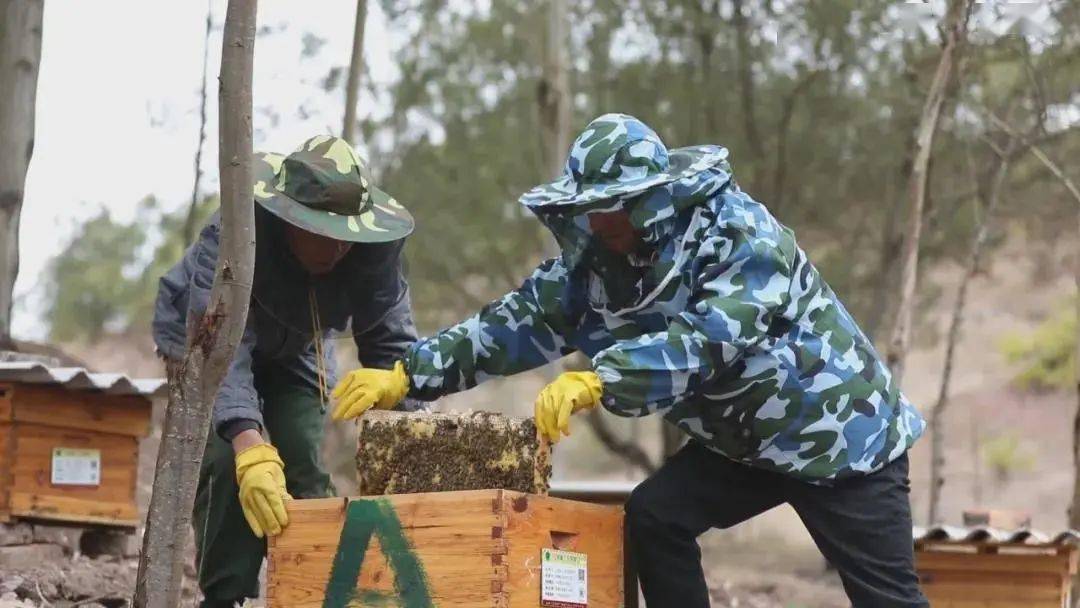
left=1001, top=302, right=1076, bottom=392
left=363, top=0, right=1079, bottom=337
left=39, top=0, right=1079, bottom=384
left=45, top=196, right=216, bottom=342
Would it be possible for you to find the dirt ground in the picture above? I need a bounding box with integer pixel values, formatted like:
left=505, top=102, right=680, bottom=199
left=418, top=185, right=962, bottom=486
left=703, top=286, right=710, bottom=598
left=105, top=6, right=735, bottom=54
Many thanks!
left=0, top=553, right=843, bottom=608
left=0, top=555, right=196, bottom=607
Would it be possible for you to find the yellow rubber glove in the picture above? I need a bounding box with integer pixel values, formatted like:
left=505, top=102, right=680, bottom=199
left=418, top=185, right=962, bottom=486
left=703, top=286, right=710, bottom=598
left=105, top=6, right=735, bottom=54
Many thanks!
left=331, top=360, right=409, bottom=420
left=235, top=443, right=291, bottom=538
left=534, top=371, right=603, bottom=443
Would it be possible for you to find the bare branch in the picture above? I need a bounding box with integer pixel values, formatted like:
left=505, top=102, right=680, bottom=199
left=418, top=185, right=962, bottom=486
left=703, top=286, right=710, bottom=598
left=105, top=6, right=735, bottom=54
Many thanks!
left=987, top=113, right=1080, bottom=205
left=732, top=0, right=764, bottom=165
left=182, top=0, right=214, bottom=248
left=772, top=69, right=825, bottom=213
left=886, top=0, right=973, bottom=382
left=927, top=139, right=1018, bottom=524
left=585, top=408, right=658, bottom=476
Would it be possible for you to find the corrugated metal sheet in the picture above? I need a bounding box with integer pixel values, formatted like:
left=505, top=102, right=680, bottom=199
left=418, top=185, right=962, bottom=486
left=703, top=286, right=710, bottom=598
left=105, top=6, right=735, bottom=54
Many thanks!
left=914, top=524, right=1080, bottom=547
left=0, top=361, right=165, bottom=397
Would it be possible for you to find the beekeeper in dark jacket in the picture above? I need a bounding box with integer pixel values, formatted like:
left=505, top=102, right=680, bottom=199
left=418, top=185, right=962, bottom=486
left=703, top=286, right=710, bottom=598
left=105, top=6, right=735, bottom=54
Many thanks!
left=152, top=135, right=421, bottom=608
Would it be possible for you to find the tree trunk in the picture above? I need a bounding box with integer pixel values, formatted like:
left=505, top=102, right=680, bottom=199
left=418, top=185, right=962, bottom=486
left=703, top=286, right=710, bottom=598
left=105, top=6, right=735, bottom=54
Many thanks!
left=866, top=62, right=919, bottom=343
left=537, top=0, right=571, bottom=181
left=536, top=0, right=570, bottom=312
left=182, top=0, right=214, bottom=248
left=341, top=0, right=367, bottom=143
left=885, top=0, right=972, bottom=383
left=927, top=150, right=1012, bottom=524
left=133, top=1, right=258, bottom=605
left=731, top=0, right=763, bottom=190
left=0, top=0, right=44, bottom=348
left=1028, top=154, right=1080, bottom=531
left=771, top=70, right=821, bottom=215
left=1072, top=159, right=1080, bottom=607
left=585, top=408, right=657, bottom=476
left=980, top=113, right=1080, bottom=545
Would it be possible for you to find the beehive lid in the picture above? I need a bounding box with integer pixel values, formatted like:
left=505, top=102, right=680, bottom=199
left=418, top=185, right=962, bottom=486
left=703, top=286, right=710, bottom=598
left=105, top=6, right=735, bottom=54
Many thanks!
left=0, top=361, right=165, bottom=397
left=914, top=524, right=1080, bottom=548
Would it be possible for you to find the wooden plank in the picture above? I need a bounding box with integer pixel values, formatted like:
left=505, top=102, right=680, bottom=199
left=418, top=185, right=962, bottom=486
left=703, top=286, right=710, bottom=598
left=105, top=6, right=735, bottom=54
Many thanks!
left=268, top=490, right=625, bottom=608
left=921, top=572, right=1062, bottom=600
left=0, top=384, right=13, bottom=421
left=501, top=492, right=624, bottom=608
left=922, top=580, right=1061, bottom=603
left=7, top=423, right=138, bottom=526
left=917, top=549, right=1073, bottom=576
left=356, top=410, right=551, bottom=495
left=0, top=422, right=10, bottom=512
left=268, top=492, right=504, bottom=607
left=925, top=600, right=1061, bottom=608
left=11, top=383, right=152, bottom=437
left=8, top=493, right=138, bottom=527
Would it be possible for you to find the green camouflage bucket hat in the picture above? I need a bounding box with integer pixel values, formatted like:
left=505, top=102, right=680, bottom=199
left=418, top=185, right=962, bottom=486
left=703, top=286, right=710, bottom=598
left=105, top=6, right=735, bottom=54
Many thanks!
left=253, top=135, right=414, bottom=242
left=518, top=113, right=728, bottom=212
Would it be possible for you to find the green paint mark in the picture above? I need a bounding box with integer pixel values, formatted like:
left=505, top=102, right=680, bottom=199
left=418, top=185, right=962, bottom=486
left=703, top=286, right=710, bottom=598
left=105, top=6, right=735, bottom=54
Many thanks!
left=323, top=499, right=434, bottom=608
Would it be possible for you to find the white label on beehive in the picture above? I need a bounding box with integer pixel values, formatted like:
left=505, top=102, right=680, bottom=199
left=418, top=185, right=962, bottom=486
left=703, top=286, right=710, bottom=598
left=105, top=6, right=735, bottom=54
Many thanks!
left=51, top=448, right=101, bottom=486
left=540, top=548, right=587, bottom=607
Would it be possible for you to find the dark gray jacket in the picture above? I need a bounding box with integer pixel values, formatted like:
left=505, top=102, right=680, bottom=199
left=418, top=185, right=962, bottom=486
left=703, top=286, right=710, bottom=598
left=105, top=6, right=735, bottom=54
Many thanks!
left=152, top=208, right=422, bottom=438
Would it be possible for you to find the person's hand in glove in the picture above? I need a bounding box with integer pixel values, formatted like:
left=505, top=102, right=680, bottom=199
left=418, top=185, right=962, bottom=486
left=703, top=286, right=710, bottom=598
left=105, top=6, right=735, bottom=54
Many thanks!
left=534, top=371, right=603, bottom=443
left=234, top=443, right=291, bottom=538
left=331, top=360, right=409, bottom=420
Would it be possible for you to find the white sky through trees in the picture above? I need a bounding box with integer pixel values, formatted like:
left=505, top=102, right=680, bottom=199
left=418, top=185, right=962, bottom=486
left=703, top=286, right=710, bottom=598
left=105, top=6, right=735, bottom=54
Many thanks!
left=16, top=0, right=1061, bottom=341
left=17, top=0, right=400, bottom=340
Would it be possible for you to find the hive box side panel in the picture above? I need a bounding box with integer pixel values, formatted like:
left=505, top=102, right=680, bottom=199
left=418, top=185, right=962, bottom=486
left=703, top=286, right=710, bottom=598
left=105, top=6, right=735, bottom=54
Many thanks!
left=0, top=422, right=10, bottom=517
left=8, top=423, right=139, bottom=526
left=11, top=385, right=152, bottom=437
left=501, top=492, right=624, bottom=608
left=268, top=491, right=505, bottom=608
left=0, top=384, right=13, bottom=420
left=917, top=550, right=1072, bottom=608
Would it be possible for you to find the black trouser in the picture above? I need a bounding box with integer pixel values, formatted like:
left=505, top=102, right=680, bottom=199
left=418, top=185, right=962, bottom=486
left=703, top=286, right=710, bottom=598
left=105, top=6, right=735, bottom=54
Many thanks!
left=626, top=441, right=927, bottom=608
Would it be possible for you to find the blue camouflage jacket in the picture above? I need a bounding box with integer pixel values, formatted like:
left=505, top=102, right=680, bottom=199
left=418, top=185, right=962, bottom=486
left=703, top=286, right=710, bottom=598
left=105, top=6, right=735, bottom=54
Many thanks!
left=404, top=115, right=924, bottom=483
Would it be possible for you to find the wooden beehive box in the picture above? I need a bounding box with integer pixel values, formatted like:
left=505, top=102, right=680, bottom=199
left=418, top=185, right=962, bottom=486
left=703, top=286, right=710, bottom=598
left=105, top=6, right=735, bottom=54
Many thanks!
left=268, top=490, right=625, bottom=607
left=916, top=539, right=1079, bottom=607
left=0, top=381, right=153, bottom=528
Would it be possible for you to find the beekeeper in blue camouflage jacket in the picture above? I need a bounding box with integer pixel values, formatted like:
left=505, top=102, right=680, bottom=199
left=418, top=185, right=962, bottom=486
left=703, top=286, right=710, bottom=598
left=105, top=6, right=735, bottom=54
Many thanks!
left=333, top=114, right=928, bottom=607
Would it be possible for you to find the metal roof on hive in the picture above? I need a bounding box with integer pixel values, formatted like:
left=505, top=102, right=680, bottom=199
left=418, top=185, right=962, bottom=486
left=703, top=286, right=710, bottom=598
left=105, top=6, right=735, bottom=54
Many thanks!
left=0, top=361, right=165, bottom=397
left=914, top=524, right=1080, bottom=547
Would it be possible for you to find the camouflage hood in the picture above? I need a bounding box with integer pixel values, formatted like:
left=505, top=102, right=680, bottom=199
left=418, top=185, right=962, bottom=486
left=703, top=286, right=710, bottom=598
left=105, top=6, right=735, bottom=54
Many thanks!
left=520, top=114, right=733, bottom=313
left=253, top=135, right=414, bottom=243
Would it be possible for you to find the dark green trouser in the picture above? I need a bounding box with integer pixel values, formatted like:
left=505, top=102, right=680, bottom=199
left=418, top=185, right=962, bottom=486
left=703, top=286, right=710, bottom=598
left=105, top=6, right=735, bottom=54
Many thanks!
left=193, top=361, right=335, bottom=607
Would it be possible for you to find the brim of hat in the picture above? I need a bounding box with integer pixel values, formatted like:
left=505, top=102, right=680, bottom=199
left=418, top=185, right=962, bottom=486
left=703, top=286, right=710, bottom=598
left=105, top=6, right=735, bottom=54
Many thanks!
left=518, top=146, right=729, bottom=212
left=252, top=153, right=414, bottom=243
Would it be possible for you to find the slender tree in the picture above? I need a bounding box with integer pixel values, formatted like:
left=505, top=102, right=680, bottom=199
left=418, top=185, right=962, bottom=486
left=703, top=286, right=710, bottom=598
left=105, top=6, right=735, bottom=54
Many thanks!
left=342, top=0, right=367, bottom=143
left=133, top=1, right=258, bottom=605
left=886, top=0, right=973, bottom=382
left=0, top=0, right=44, bottom=349
left=927, top=143, right=1016, bottom=524
left=538, top=0, right=571, bottom=181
